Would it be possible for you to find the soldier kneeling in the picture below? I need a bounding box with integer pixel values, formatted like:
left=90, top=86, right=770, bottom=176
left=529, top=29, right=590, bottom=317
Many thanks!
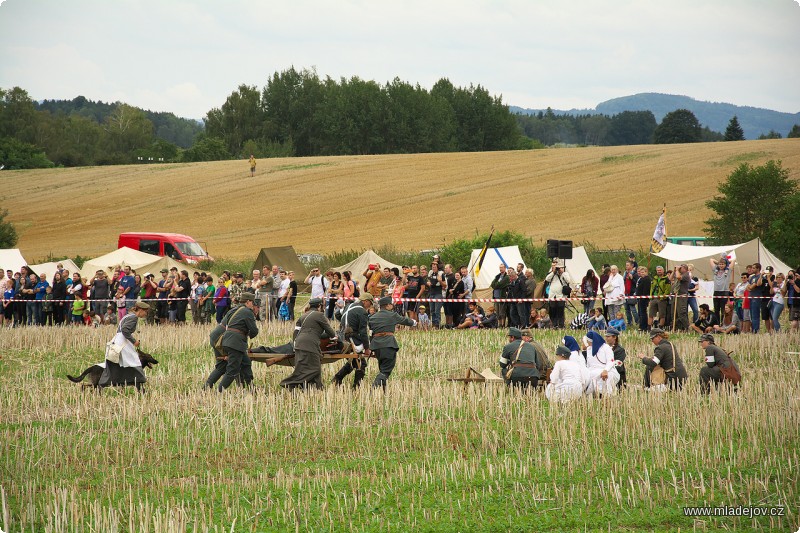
left=698, top=333, right=742, bottom=394
left=499, top=327, right=541, bottom=389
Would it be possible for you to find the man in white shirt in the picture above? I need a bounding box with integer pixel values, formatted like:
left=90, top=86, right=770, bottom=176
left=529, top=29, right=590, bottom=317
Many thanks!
left=305, top=268, right=327, bottom=299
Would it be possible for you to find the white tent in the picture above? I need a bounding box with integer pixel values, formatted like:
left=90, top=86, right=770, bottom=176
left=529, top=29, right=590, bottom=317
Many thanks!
left=0, top=248, right=28, bottom=274
left=332, top=250, right=402, bottom=290
left=654, top=238, right=792, bottom=280
left=80, top=247, right=199, bottom=279
left=563, top=246, right=596, bottom=289
left=468, top=245, right=526, bottom=291
left=29, top=259, right=81, bottom=280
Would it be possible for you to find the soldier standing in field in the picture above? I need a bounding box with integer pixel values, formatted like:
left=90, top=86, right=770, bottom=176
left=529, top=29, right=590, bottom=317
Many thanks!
left=369, top=296, right=417, bottom=390
left=333, top=293, right=374, bottom=389
left=205, top=300, right=254, bottom=389
left=280, top=298, right=337, bottom=391
left=213, top=292, right=259, bottom=391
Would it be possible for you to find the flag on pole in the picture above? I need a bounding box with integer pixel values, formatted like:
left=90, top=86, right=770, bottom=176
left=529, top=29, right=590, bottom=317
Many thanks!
left=651, top=207, right=667, bottom=253
left=473, top=229, right=494, bottom=278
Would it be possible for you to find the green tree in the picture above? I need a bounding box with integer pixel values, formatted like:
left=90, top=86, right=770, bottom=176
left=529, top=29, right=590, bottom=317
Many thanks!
left=0, top=136, right=54, bottom=169
left=724, top=115, right=744, bottom=141
left=182, top=135, right=230, bottom=162
left=788, top=124, right=800, bottom=138
left=653, top=109, right=701, bottom=144
left=205, top=84, right=265, bottom=157
left=758, top=130, right=783, bottom=140
left=705, top=160, right=800, bottom=265
left=608, top=110, right=657, bottom=145
left=0, top=208, right=19, bottom=248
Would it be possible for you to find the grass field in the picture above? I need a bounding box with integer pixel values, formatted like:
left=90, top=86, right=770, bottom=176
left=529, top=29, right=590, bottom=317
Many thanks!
left=4, top=139, right=800, bottom=261
left=1, top=322, right=798, bottom=531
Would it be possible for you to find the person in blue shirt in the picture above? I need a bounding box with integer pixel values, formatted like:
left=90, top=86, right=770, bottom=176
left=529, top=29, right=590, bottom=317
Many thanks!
left=118, top=266, right=136, bottom=313
left=34, top=272, right=50, bottom=325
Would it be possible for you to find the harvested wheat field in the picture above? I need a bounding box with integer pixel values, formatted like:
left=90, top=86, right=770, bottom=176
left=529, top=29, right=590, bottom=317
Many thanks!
left=1, top=322, right=799, bottom=531
left=4, top=139, right=800, bottom=260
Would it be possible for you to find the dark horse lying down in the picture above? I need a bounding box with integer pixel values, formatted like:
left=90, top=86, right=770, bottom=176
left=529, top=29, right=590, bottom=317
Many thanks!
left=67, top=349, right=158, bottom=391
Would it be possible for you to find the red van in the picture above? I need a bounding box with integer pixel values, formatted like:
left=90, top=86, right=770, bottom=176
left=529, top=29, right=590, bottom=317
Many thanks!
left=118, top=233, right=212, bottom=264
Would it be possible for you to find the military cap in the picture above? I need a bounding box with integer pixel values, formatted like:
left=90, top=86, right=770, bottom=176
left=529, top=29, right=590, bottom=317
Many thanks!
left=649, top=327, right=665, bottom=339
left=555, top=345, right=571, bottom=357
left=378, top=296, right=393, bottom=307
left=308, top=297, right=324, bottom=307
left=605, top=327, right=620, bottom=337
left=520, top=328, right=533, bottom=337
left=239, top=292, right=255, bottom=303
left=508, top=327, right=522, bottom=338
left=359, top=293, right=374, bottom=302
left=133, top=301, right=150, bottom=310
left=698, top=333, right=715, bottom=344
left=234, top=272, right=244, bottom=278
left=160, top=268, right=168, bottom=273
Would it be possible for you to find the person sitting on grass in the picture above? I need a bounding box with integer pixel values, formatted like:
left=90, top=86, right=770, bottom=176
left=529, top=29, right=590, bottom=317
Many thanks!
left=608, top=310, right=626, bottom=332
left=713, top=302, right=740, bottom=335
left=455, top=301, right=484, bottom=329
left=478, top=305, right=498, bottom=329
left=587, top=308, right=606, bottom=331
left=545, top=345, right=587, bottom=403
left=533, top=307, right=552, bottom=329
left=690, top=304, right=718, bottom=334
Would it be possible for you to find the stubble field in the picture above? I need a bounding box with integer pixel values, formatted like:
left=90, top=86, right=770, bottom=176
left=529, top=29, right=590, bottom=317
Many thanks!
left=1, top=322, right=798, bottom=531
left=4, top=138, right=800, bottom=261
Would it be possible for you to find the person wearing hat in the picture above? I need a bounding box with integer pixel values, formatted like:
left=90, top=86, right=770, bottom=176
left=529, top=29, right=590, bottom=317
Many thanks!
left=698, top=334, right=741, bottom=394
left=368, top=296, right=417, bottom=390
left=103, top=303, right=118, bottom=326
left=98, top=301, right=150, bottom=388
left=156, top=268, right=172, bottom=324
left=546, top=345, right=587, bottom=403
left=228, top=272, right=246, bottom=307
left=417, top=304, right=431, bottom=330
left=332, top=293, right=374, bottom=388
left=498, top=327, right=542, bottom=389
left=280, top=297, right=337, bottom=391
left=212, top=292, right=259, bottom=391
left=582, top=330, right=620, bottom=396
left=636, top=327, right=687, bottom=391
left=604, top=327, right=627, bottom=390
left=204, top=296, right=255, bottom=390
left=521, top=329, right=552, bottom=380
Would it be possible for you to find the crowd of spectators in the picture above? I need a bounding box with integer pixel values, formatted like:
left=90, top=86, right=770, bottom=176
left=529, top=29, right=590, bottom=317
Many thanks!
left=2, top=253, right=798, bottom=333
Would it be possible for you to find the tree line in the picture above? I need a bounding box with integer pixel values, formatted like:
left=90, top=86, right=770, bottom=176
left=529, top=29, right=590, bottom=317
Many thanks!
left=0, top=87, right=202, bottom=169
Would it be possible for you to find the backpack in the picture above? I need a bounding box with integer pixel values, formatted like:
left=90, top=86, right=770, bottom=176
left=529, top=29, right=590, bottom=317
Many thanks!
left=352, top=280, right=360, bottom=298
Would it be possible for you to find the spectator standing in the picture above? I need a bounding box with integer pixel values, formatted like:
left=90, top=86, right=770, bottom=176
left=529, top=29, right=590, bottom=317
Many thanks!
left=51, top=271, right=67, bottom=325
left=142, top=273, right=159, bottom=324
left=580, top=269, right=599, bottom=316
left=603, top=265, right=625, bottom=322
left=34, top=273, right=50, bottom=325
left=599, top=265, right=611, bottom=319
left=648, top=266, right=670, bottom=329
left=622, top=261, right=639, bottom=328
left=286, top=271, right=298, bottom=320
left=786, top=270, right=800, bottom=331
left=174, top=270, right=191, bottom=324
left=747, top=263, right=767, bottom=333
left=213, top=280, right=229, bottom=323
left=326, top=271, right=343, bottom=320
left=522, top=269, right=536, bottom=323
left=490, top=264, right=510, bottom=328
left=305, top=268, right=327, bottom=300
left=709, top=257, right=733, bottom=319
left=771, top=272, right=786, bottom=332
left=674, top=265, right=691, bottom=330
left=544, top=262, right=572, bottom=329
left=426, top=262, right=445, bottom=328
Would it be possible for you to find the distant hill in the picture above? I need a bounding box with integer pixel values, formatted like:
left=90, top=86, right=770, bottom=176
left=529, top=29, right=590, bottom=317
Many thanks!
left=511, top=93, right=800, bottom=140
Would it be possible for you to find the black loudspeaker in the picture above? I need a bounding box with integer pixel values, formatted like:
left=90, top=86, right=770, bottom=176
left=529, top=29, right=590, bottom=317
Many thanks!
left=558, top=240, right=573, bottom=259
left=546, top=239, right=560, bottom=258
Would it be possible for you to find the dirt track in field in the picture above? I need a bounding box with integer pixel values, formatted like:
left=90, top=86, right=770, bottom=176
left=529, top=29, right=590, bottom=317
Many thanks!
left=4, top=139, right=799, bottom=261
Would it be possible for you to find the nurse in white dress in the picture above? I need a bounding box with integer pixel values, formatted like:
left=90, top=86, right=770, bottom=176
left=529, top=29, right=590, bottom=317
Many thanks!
left=583, top=330, right=620, bottom=396
left=546, top=345, right=586, bottom=403
left=99, top=301, right=149, bottom=387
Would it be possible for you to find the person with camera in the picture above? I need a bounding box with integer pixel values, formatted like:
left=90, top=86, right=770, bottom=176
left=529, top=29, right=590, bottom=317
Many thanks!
left=544, top=261, right=572, bottom=329
left=89, top=270, right=111, bottom=317
left=141, top=272, right=159, bottom=324
left=305, top=267, right=328, bottom=301
left=426, top=262, right=445, bottom=328
left=362, top=263, right=382, bottom=299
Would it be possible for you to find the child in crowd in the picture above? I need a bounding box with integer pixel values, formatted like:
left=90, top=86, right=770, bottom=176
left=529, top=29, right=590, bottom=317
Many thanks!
left=587, top=307, right=607, bottom=331
left=417, top=305, right=431, bottom=330
left=103, top=304, right=118, bottom=325
left=609, top=310, right=626, bottom=331
left=114, top=288, right=127, bottom=320
left=42, top=286, right=54, bottom=326
left=88, top=310, right=102, bottom=327
left=72, top=293, right=86, bottom=325
left=535, top=308, right=553, bottom=329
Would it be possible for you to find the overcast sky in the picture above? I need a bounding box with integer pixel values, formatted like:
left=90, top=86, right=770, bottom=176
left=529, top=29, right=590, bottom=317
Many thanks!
left=1, top=0, right=799, bottom=119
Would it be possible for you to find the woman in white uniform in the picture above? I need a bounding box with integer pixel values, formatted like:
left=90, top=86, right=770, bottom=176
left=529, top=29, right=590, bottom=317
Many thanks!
left=99, top=301, right=150, bottom=388
left=546, top=345, right=586, bottom=403
left=583, top=330, right=619, bottom=396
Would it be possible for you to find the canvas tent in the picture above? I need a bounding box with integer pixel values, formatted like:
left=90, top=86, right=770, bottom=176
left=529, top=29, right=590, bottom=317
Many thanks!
left=332, top=250, right=402, bottom=290
left=0, top=248, right=28, bottom=274
left=251, top=246, right=309, bottom=291
left=80, top=247, right=199, bottom=279
left=470, top=245, right=597, bottom=304
left=654, top=238, right=792, bottom=281
left=29, top=259, right=81, bottom=280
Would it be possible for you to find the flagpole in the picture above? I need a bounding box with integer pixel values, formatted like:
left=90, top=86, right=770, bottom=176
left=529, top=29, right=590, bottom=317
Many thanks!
left=468, top=226, right=494, bottom=278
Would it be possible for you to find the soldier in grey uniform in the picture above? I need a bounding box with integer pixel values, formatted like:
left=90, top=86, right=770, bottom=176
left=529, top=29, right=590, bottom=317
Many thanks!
left=698, top=333, right=741, bottom=394
left=214, top=292, right=259, bottom=391
left=637, top=327, right=688, bottom=390
left=280, top=298, right=337, bottom=391
left=499, top=327, right=542, bottom=388
left=333, top=293, right=374, bottom=389
left=205, top=300, right=255, bottom=389
left=369, top=296, right=417, bottom=390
